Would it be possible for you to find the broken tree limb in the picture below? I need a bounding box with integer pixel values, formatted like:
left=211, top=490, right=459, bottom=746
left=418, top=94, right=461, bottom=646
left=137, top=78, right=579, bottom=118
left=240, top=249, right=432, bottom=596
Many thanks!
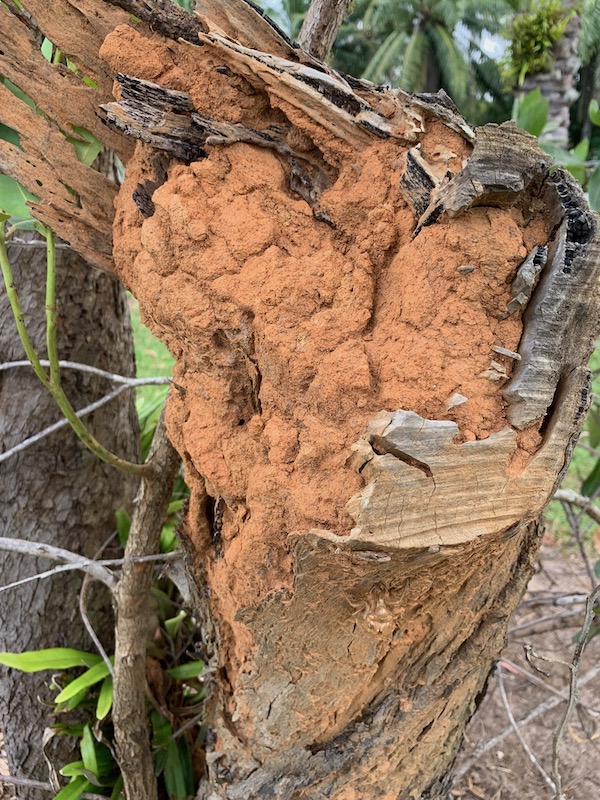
left=297, top=0, right=354, bottom=61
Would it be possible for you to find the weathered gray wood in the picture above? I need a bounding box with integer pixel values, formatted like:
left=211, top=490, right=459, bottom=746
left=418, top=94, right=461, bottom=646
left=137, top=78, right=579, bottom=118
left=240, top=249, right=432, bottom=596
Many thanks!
left=504, top=169, right=600, bottom=428
left=100, top=75, right=335, bottom=218
left=111, top=0, right=205, bottom=43
left=417, top=122, right=552, bottom=229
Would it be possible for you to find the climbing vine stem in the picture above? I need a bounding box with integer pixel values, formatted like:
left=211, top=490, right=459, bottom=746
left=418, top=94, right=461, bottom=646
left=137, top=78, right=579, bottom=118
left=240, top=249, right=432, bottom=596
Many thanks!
left=0, top=220, right=149, bottom=476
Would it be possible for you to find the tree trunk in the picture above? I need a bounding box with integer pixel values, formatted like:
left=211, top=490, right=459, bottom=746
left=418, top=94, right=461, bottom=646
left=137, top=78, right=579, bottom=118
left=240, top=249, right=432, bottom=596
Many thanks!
left=522, top=6, right=581, bottom=149
left=0, top=235, right=139, bottom=796
left=1, top=2, right=599, bottom=798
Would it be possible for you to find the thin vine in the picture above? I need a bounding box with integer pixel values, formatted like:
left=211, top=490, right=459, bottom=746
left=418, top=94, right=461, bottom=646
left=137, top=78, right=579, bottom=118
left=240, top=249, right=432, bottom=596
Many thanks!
left=0, top=218, right=149, bottom=476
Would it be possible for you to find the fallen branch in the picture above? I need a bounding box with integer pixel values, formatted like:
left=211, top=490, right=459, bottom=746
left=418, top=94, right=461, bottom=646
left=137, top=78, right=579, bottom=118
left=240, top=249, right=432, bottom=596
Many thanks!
left=554, top=489, right=599, bottom=587
left=497, top=665, right=556, bottom=792
left=452, top=661, right=600, bottom=783
left=509, top=609, right=583, bottom=636
left=502, top=656, right=600, bottom=715
left=112, top=405, right=181, bottom=800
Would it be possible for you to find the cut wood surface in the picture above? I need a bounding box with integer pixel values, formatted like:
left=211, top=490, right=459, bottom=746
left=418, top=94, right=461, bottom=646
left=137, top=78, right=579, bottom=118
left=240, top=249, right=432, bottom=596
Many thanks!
left=1, top=1, right=599, bottom=798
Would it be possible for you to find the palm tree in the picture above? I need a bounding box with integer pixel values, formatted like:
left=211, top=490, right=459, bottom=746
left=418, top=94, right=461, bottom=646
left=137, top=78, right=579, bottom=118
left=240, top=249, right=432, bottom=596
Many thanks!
left=509, top=0, right=600, bottom=148
left=342, top=1, right=518, bottom=117
left=257, top=0, right=517, bottom=123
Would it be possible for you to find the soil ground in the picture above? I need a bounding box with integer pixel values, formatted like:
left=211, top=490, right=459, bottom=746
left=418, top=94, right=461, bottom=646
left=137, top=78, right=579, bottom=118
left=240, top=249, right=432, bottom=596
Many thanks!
left=450, top=536, right=600, bottom=800
left=1, top=539, right=598, bottom=800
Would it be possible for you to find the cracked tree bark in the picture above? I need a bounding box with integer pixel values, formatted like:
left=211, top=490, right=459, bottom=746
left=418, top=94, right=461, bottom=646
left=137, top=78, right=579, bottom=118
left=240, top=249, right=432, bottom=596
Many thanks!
left=1, top=2, right=599, bottom=798
left=0, top=234, right=138, bottom=799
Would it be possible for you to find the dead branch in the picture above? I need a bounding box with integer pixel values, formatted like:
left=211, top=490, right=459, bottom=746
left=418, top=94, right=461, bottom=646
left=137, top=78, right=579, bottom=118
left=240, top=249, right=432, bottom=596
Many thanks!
left=112, top=405, right=181, bottom=800
left=297, top=0, right=353, bottom=60
left=552, top=583, right=600, bottom=799
left=0, top=537, right=117, bottom=590
left=111, top=0, right=205, bottom=43
left=509, top=609, right=584, bottom=636
left=553, top=487, right=600, bottom=524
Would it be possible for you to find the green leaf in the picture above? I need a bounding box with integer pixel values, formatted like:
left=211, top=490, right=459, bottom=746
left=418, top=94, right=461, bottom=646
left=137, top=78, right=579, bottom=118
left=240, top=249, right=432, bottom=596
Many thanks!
left=164, top=740, right=187, bottom=800
left=54, top=776, right=93, bottom=800
left=571, top=138, right=590, bottom=161
left=589, top=99, right=600, bottom=127
left=0, top=175, right=40, bottom=222
left=587, top=164, right=600, bottom=212
left=41, top=37, right=54, bottom=61
left=151, top=712, right=173, bottom=748
left=594, top=559, right=600, bottom=580
left=115, top=507, right=131, bottom=547
left=62, top=686, right=90, bottom=711
left=65, top=126, right=103, bottom=166
left=154, top=747, right=169, bottom=777
left=80, top=724, right=99, bottom=778
left=110, top=775, right=124, bottom=800
left=160, top=522, right=177, bottom=553
left=581, top=459, right=600, bottom=497
left=0, top=648, right=100, bottom=673
left=166, top=661, right=204, bottom=680
left=52, top=723, right=86, bottom=738
left=96, top=676, right=113, bottom=719
left=515, top=89, right=549, bottom=137
left=60, top=761, right=86, bottom=778
left=0, top=122, right=21, bottom=147
left=60, top=762, right=103, bottom=786
left=176, top=737, right=194, bottom=797
left=586, top=407, right=600, bottom=448
left=1, top=79, right=35, bottom=109
left=164, top=611, right=188, bottom=639
left=55, top=658, right=113, bottom=703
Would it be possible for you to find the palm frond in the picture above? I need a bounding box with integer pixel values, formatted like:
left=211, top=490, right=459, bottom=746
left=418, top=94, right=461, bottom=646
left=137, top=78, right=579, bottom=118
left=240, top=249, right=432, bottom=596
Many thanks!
left=397, top=28, right=430, bottom=91
left=362, top=30, right=408, bottom=83
left=427, top=22, right=470, bottom=104
left=580, top=0, right=600, bottom=64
